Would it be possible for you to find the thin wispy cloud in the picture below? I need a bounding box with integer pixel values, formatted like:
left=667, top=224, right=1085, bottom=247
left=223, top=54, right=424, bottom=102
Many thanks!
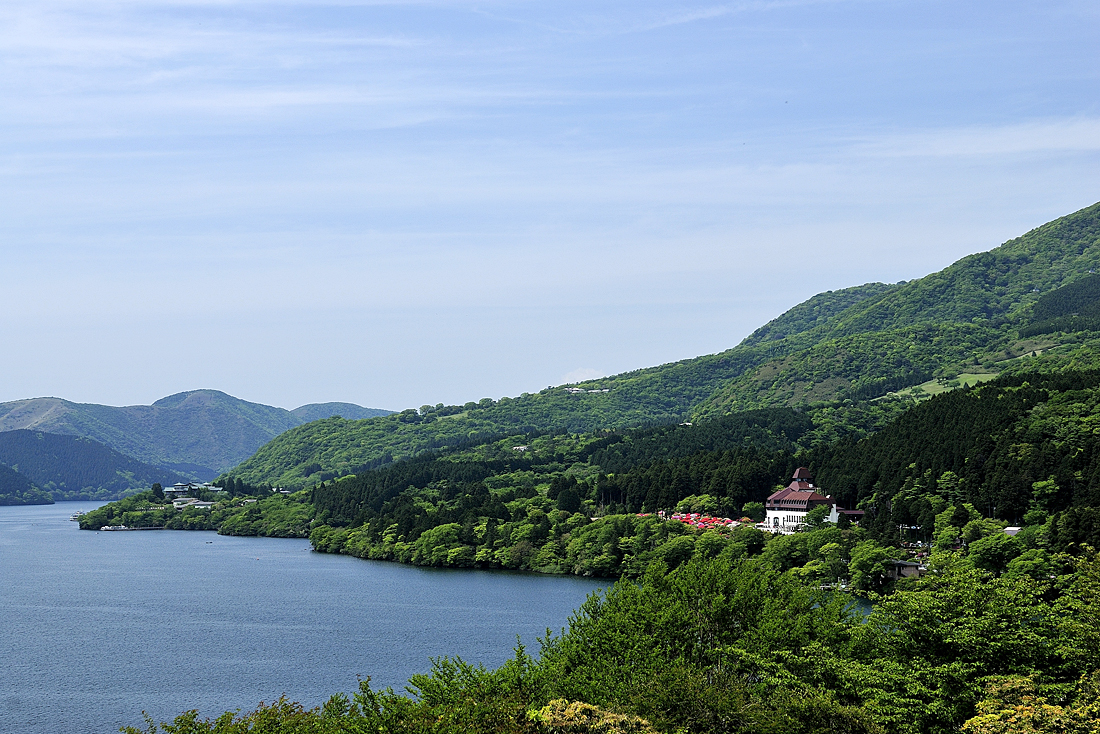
left=856, top=118, right=1100, bottom=158
left=0, top=0, right=1097, bottom=408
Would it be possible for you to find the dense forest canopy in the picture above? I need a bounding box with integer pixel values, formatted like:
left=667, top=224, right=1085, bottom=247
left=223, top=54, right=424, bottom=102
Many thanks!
left=0, top=430, right=188, bottom=501
left=0, top=462, right=51, bottom=505
left=1022, top=272, right=1100, bottom=337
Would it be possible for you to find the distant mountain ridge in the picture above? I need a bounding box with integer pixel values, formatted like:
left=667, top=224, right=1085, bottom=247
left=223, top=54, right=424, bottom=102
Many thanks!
left=226, top=201, right=1100, bottom=489
left=0, top=391, right=392, bottom=479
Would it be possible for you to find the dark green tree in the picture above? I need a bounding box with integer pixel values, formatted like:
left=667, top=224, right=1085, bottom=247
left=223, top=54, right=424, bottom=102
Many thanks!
left=557, top=488, right=582, bottom=513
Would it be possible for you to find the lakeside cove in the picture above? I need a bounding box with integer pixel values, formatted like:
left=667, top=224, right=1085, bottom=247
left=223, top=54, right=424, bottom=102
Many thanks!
left=1, top=501, right=605, bottom=734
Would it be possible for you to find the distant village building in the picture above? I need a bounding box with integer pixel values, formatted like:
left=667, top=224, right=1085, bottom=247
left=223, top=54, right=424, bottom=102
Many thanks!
left=763, top=468, right=863, bottom=533
left=885, top=560, right=923, bottom=580
left=164, top=481, right=217, bottom=498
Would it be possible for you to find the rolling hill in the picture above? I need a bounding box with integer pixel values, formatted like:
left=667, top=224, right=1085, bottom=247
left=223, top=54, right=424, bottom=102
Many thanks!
left=0, top=391, right=392, bottom=480
left=225, top=201, right=1100, bottom=489
left=0, top=430, right=190, bottom=501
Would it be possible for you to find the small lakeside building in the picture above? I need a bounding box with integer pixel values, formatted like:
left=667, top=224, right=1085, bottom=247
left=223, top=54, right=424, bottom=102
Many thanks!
left=164, top=482, right=219, bottom=498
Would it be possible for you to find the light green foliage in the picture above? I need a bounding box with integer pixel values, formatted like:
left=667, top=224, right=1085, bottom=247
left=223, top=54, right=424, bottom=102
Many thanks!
left=936, top=471, right=963, bottom=503
left=932, top=503, right=983, bottom=549
left=79, top=489, right=314, bottom=538
left=1003, top=548, right=1058, bottom=581
left=962, top=518, right=1007, bottom=545
left=694, top=202, right=1100, bottom=414
left=739, top=282, right=900, bottom=346
left=697, top=322, right=1005, bottom=414
left=848, top=539, right=900, bottom=591
left=313, top=493, right=780, bottom=579
left=527, top=699, right=656, bottom=733
left=759, top=527, right=858, bottom=583
left=673, top=494, right=720, bottom=514
left=808, top=542, right=850, bottom=584
left=967, top=532, right=1024, bottom=574
left=741, top=501, right=765, bottom=521
left=1031, top=477, right=1060, bottom=512
left=962, top=672, right=1100, bottom=734
left=536, top=557, right=855, bottom=725
left=801, top=504, right=832, bottom=529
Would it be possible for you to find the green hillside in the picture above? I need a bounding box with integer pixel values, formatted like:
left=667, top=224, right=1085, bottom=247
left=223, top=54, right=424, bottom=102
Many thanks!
left=0, top=463, right=52, bottom=505
left=228, top=201, right=1100, bottom=488
left=290, top=402, right=391, bottom=423
left=0, top=390, right=392, bottom=479
left=0, top=430, right=189, bottom=501
left=739, top=281, right=899, bottom=346
left=695, top=201, right=1100, bottom=414
left=223, top=359, right=786, bottom=488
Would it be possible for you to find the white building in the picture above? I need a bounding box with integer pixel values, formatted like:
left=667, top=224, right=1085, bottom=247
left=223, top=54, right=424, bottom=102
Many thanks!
left=763, top=467, right=862, bottom=533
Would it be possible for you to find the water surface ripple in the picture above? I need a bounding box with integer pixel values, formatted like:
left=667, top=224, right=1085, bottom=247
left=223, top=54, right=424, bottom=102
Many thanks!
left=1, top=502, right=605, bottom=733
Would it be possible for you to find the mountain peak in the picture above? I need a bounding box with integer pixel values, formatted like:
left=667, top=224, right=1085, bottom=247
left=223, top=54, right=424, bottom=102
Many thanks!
left=151, top=389, right=237, bottom=409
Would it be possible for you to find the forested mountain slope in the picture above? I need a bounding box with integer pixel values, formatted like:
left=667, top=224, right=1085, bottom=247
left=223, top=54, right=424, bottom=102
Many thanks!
left=0, top=463, right=51, bottom=506
left=738, top=281, right=899, bottom=346
left=0, top=390, right=391, bottom=479
left=229, top=202, right=1100, bottom=488
left=695, top=200, right=1100, bottom=414
left=290, top=402, right=392, bottom=423
left=0, top=430, right=189, bottom=501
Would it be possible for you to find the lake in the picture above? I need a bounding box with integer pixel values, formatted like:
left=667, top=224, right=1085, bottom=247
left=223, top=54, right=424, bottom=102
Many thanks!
left=0, top=502, right=607, bottom=733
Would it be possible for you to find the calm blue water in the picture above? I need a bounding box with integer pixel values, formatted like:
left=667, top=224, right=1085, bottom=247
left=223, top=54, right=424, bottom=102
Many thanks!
left=0, top=502, right=606, bottom=733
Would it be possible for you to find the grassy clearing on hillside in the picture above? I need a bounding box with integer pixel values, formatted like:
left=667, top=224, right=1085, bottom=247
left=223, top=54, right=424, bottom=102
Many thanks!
left=890, top=372, right=999, bottom=400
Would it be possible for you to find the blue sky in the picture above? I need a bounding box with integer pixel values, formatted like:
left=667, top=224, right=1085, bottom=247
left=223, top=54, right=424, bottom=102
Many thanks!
left=1, top=0, right=1098, bottom=411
